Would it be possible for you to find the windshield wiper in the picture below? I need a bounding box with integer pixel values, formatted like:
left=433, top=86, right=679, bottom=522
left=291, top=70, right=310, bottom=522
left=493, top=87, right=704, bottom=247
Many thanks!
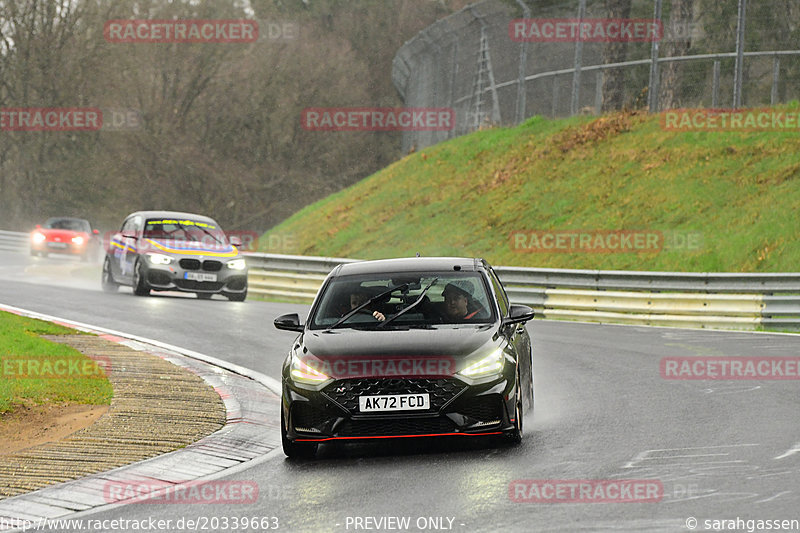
left=174, top=221, right=202, bottom=242
left=325, top=283, right=409, bottom=331
left=195, top=225, right=224, bottom=245
left=378, top=277, right=439, bottom=328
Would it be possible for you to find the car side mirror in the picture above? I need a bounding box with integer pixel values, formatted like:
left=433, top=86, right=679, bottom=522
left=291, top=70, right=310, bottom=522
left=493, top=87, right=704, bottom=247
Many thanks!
left=274, top=313, right=304, bottom=332
left=35, top=224, right=41, bottom=229
left=502, top=304, right=535, bottom=326
left=229, top=236, right=242, bottom=247
left=93, top=229, right=100, bottom=235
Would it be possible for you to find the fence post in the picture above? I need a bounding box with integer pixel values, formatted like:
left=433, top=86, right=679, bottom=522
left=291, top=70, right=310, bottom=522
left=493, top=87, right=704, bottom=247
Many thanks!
left=647, top=0, right=663, bottom=112
left=570, top=0, right=587, bottom=115
left=553, top=75, right=559, bottom=118
left=733, top=0, right=747, bottom=108
left=595, top=71, right=603, bottom=114
left=771, top=55, right=780, bottom=105
left=712, top=60, right=721, bottom=107
left=515, top=0, right=530, bottom=124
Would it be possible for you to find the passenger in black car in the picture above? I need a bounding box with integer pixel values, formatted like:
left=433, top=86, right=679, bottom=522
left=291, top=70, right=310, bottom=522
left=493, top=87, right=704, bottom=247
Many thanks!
left=339, top=286, right=386, bottom=321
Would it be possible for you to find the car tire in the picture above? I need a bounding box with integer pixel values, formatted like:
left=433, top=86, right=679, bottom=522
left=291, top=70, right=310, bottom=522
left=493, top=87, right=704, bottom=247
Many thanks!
left=132, top=259, right=150, bottom=296
left=225, top=286, right=247, bottom=302
left=281, top=408, right=317, bottom=459
left=197, top=293, right=213, bottom=300
left=101, top=256, right=119, bottom=292
left=505, top=368, right=524, bottom=445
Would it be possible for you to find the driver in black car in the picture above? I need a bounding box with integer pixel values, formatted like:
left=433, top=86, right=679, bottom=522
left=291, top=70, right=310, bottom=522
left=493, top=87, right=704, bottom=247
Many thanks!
left=441, top=281, right=481, bottom=321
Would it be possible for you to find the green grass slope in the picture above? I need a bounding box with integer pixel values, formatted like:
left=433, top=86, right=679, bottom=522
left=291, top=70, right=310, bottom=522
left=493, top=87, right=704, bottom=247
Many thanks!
left=261, top=106, right=800, bottom=272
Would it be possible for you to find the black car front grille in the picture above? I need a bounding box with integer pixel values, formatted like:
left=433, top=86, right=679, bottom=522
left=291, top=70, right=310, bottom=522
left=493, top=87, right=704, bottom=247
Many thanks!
left=179, top=259, right=223, bottom=272
left=337, top=417, right=455, bottom=437
left=322, top=378, right=466, bottom=413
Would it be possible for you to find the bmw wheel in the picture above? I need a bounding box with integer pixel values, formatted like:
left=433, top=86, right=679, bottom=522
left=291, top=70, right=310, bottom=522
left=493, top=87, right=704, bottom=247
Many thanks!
left=101, top=256, right=119, bottom=293
left=132, top=259, right=150, bottom=296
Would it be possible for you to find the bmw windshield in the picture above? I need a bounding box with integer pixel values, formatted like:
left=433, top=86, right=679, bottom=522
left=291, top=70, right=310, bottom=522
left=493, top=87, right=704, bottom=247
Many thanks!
left=143, top=218, right=227, bottom=244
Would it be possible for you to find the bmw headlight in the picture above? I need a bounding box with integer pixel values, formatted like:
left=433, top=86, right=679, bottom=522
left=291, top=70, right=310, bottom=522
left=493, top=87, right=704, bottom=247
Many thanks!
left=71, top=236, right=85, bottom=245
left=226, top=258, right=247, bottom=270
left=146, top=253, right=173, bottom=265
left=32, top=232, right=45, bottom=244
left=459, top=347, right=505, bottom=378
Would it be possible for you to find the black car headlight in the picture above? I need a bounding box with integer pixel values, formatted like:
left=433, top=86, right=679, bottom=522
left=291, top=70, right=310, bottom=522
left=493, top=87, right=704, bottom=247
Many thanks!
left=289, top=349, right=332, bottom=389
left=458, top=347, right=505, bottom=379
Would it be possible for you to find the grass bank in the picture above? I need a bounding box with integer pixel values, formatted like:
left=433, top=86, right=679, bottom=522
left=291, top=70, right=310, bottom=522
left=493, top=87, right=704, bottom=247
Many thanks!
left=262, top=105, right=800, bottom=272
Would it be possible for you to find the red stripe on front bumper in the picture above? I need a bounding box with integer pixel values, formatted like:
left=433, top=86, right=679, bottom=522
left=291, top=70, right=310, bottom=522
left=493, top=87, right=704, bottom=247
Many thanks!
left=295, top=432, right=503, bottom=442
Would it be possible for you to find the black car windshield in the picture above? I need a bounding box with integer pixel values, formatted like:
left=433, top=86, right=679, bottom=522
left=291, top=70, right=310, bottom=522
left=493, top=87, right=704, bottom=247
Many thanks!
left=44, top=218, right=90, bottom=232
left=143, top=218, right=227, bottom=244
left=310, top=271, right=495, bottom=329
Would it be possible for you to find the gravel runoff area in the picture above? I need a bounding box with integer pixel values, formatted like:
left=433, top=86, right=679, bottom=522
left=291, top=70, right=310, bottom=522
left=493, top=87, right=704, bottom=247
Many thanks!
left=0, top=333, right=226, bottom=499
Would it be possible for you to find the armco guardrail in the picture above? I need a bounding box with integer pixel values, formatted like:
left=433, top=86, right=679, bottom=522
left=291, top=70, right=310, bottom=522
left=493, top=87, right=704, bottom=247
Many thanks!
left=244, top=253, right=800, bottom=331
left=0, top=230, right=29, bottom=253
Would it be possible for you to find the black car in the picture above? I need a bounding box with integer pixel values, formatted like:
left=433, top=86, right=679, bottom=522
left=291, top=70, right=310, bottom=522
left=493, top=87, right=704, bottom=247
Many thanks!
left=274, top=257, right=535, bottom=458
left=101, top=211, right=248, bottom=300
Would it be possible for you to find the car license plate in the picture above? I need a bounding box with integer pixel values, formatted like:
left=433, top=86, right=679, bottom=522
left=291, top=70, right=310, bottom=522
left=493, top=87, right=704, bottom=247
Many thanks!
left=48, top=242, right=67, bottom=248
left=359, top=393, right=429, bottom=412
left=184, top=272, right=217, bottom=282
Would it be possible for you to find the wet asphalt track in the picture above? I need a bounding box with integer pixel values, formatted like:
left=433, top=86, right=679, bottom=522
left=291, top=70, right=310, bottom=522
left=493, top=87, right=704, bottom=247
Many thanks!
left=0, top=250, right=798, bottom=533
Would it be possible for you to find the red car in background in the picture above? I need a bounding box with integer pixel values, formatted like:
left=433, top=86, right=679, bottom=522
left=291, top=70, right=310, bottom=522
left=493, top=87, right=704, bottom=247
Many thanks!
left=31, top=217, right=100, bottom=260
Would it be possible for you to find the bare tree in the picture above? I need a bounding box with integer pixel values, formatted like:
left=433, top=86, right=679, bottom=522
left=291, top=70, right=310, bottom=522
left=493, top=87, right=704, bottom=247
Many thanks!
left=659, top=0, right=694, bottom=110
left=600, top=0, right=631, bottom=112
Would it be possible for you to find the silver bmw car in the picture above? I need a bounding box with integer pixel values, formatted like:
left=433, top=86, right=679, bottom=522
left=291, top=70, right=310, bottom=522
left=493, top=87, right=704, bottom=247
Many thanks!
left=101, top=210, right=248, bottom=301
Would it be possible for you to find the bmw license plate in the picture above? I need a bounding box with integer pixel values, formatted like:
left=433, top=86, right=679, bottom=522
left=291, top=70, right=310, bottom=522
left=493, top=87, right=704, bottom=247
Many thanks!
left=185, top=272, right=217, bottom=282
left=48, top=242, right=67, bottom=248
left=359, top=393, right=429, bottom=412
